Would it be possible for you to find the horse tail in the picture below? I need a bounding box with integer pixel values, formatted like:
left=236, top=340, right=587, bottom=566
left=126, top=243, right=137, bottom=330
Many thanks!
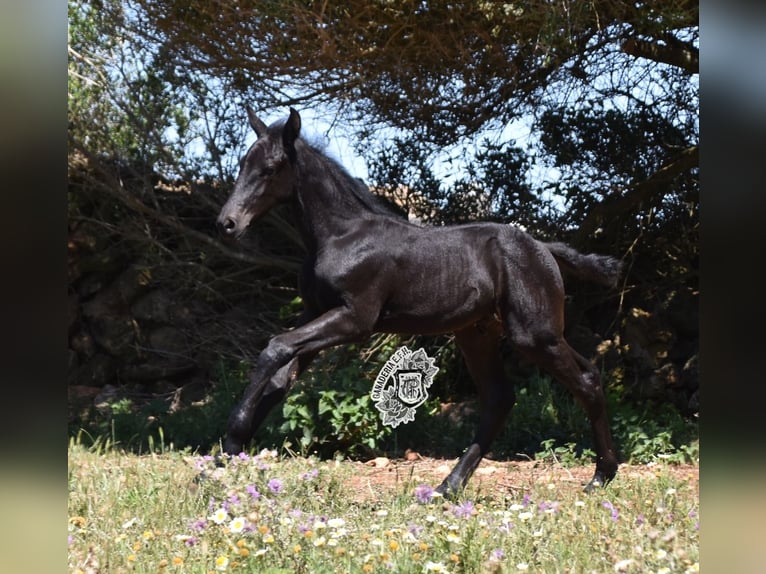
left=543, top=242, right=622, bottom=289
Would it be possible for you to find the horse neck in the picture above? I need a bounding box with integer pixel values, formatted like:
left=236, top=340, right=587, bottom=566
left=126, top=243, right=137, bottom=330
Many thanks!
left=291, top=154, right=376, bottom=249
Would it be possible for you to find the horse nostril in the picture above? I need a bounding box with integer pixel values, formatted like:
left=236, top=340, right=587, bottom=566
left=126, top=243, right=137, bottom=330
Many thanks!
left=217, top=217, right=237, bottom=235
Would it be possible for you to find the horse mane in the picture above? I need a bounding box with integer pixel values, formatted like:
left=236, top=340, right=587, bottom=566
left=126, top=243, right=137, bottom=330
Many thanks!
left=291, top=133, right=404, bottom=219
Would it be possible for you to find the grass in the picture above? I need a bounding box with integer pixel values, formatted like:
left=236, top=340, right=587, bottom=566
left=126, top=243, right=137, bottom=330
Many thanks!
left=68, top=439, right=698, bottom=573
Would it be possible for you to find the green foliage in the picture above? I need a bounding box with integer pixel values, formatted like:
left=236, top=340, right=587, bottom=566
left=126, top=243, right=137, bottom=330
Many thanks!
left=259, top=343, right=395, bottom=458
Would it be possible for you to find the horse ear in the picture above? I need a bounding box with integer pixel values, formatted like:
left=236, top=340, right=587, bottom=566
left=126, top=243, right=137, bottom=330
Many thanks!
left=282, top=108, right=301, bottom=152
left=247, top=106, right=268, bottom=138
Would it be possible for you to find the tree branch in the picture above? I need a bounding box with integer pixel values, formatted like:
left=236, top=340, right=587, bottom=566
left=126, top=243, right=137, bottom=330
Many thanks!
left=576, top=145, right=699, bottom=241
left=621, top=35, right=698, bottom=73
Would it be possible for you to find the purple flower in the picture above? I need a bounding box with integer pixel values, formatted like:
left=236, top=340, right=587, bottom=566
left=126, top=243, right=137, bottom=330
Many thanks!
left=227, top=493, right=241, bottom=507
left=246, top=485, right=261, bottom=500
left=490, top=548, right=505, bottom=561
left=499, top=520, right=514, bottom=534
left=184, top=536, right=199, bottom=547
left=68, top=535, right=73, bottom=546
left=237, top=452, right=250, bottom=461
left=190, top=519, right=207, bottom=532
left=522, top=493, right=532, bottom=508
left=414, top=484, right=434, bottom=504
left=267, top=478, right=284, bottom=494
left=408, top=523, right=424, bottom=537
left=301, top=468, right=319, bottom=480
left=602, top=500, right=619, bottom=522
left=636, top=514, right=644, bottom=526
left=453, top=500, right=475, bottom=519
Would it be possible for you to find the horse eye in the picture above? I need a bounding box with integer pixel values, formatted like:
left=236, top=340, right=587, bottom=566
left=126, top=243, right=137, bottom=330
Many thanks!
left=261, top=166, right=276, bottom=177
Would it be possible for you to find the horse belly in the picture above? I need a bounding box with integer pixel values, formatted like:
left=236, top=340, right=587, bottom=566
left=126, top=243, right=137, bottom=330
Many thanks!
left=376, top=263, right=497, bottom=335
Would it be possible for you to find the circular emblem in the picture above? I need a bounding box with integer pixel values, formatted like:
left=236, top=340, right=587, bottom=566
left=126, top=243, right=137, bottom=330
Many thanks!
left=371, top=346, right=439, bottom=427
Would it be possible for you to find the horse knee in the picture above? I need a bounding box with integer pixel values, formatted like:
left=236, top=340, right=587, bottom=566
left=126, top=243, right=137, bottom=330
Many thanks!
left=259, top=337, right=293, bottom=368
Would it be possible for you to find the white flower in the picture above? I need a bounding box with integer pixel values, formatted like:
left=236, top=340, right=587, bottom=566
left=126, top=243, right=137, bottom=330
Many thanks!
left=614, top=558, right=635, bottom=572
left=518, top=512, right=533, bottom=522
left=327, top=518, right=346, bottom=529
left=210, top=508, right=228, bottom=525
left=229, top=517, right=246, bottom=534
left=516, top=563, right=529, bottom=571
left=425, top=561, right=450, bottom=572
left=509, top=503, right=524, bottom=511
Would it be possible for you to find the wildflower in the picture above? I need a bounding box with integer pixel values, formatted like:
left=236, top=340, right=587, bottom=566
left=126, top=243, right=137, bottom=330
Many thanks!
left=127, top=554, right=136, bottom=563
left=446, top=531, right=461, bottom=544
left=293, top=544, right=302, bottom=554
left=237, top=452, right=249, bottom=461
left=254, top=548, right=268, bottom=558
left=245, top=485, right=260, bottom=500
left=388, top=540, right=400, bottom=551
left=210, top=508, right=228, bottom=525
left=490, top=548, right=505, bottom=562
left=229, top=517, right=246, bottom=534
left=602, top=501, right=619, bottom=522
left=518, top=511, right=533, bottom=522
left=516, top=563, right=529, bottom=571
left=424, top=561, right=450, bottom=572
left=665, top=488, right=677, bottom=496
left=453, top=500, right=475, bottom=519
left=362, top=564, right=373, bottom=573
left=414, top=484, right=435, bottom=504
left=574, top=500, right=585, bottom=507
left=314, top=536, right=327, bottom=547
left=522, top=494, right=532, bottom=507
left=376, top=509, right=389, bottom=517
left=636, top=515, right=645, bottom=526
left=613, top=558, right=635, bottom=571
left=142, top=530, right=155, bottom=540
left=172, top=556, right=183, bottom=566
left=328, top=518, right=346, bottom=529
left=449, top=553, right=460, bottom=563
left=301, top=468, right=319, bottom=480
left=215, top=555, right=229, bottom=571
left=191, top=519, right=207, bottom=531
left=267, top=478, right=284, bottom=494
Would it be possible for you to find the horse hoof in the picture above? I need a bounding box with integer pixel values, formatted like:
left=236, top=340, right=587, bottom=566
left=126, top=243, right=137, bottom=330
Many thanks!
left=582, top=470, right=614, bottom=494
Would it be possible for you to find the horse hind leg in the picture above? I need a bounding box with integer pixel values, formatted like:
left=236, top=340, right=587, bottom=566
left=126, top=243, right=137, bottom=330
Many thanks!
left=509, top=327, right=618, bottom=492
left=436, top=320, right=515, bottom=499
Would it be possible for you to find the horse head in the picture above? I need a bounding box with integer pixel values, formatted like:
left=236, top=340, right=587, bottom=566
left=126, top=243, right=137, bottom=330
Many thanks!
left=217, top=107, right=302, bottom=239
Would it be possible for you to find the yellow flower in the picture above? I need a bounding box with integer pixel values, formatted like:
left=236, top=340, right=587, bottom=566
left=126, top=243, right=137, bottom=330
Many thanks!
left=304, top=530, right=314, bottom=538
left=419, top=542, right=430, bottom=551
left=172, top=557, right=184, bottom=566
left=236, top=539, right=247, bottom=548
left=142, top=530, right=155, bottom=540
left=388, top=540, right=400, bottom=551
left=450, top=553, right=460, bottom=563
left=362, top=565, right=373, bottom=573
left=293, top=544, right=302, bottom=554
left=132, top=541, right=143, bottom=552
left=127, top=554, right=136, bottom=563
left=69, top=516, right=87, bottom=528
left=239, top=548, right=250, bottom=557
left=258, top=524, right=269, bottom=535
left=263, top=534, right=275, bottom=544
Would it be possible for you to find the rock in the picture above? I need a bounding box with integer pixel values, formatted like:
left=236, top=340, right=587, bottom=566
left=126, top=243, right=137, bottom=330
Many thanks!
left=89, top=314, right=137, bottom=356
left=131, top=290, right=172, bottom=323
left=70, top=330, right=96, bottom=358
left=74, top=353, right=117, bottom=387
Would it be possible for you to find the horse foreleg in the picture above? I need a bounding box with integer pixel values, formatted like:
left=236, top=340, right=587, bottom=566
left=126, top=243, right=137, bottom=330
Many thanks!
left=436, top=322, right=514, bottom=499
left=224, top=306, right=374, bottom=455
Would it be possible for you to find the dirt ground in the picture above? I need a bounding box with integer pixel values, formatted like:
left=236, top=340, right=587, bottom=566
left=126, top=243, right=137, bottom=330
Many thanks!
left=341, top=453, right=699, bottom=502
